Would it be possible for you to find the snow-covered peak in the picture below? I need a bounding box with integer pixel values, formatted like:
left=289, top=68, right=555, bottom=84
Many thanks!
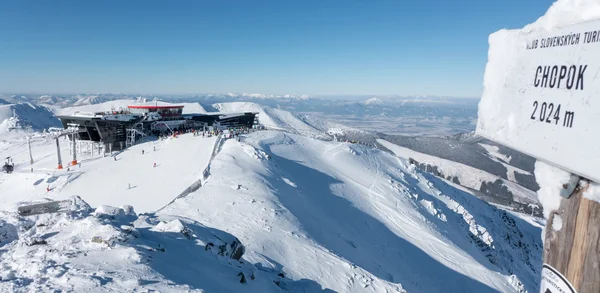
left=363, top=97, right=384, bottom=105
left=0, top=103, right=61, bottom=134
left=72, top=95, right=109, bottom=107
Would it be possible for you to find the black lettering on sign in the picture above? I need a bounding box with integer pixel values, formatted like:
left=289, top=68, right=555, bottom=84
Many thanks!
left=546, top=103, right=554, bottom=123
left=530, top=101, right=574, bottom=128
left=534, top=67, right=542, bottom=87
left=533, top=65, right=587, bottom=90
left=549, top=66, right=558, bottom=88
left=531, top=101, right=538, bottom=120
left=576, top=65, right=587, bottom=90
left=553, top=104, right=561, bottom=124
left=540, top=102, right=547, bottom=121
left=526, top=39, right=538, bottom=50
left=566, top=65, right=576, bottom=89
left=564, top=111, right=575, bottom=128
left=584, top=30, right=600, bottom=43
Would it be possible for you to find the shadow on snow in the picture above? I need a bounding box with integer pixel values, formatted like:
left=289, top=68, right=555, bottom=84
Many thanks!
left=261, top=143, right=500, bottom=293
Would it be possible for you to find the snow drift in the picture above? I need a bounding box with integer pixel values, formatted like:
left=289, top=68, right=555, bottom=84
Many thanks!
left=0, top=196, right=283, bottom=292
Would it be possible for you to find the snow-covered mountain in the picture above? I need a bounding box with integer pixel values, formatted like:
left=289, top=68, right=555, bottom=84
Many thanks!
left=363, top=97, right=384, bottom=105
left=71, top=95, right=109, bottom=106
left=0, top=99, right=548, bottom=292
left=54, top=99, right=540, bottom=214
left=0, top=103, right=62, bottom=135
left=0, top=124, right=543, bottom=292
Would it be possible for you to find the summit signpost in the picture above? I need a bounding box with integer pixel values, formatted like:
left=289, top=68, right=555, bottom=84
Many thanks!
left=477, top=20, right=600, bottom=293
left=477, top=20, right=600, bottom=183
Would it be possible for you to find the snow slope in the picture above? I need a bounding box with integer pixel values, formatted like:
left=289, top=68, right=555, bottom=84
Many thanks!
left=0, top=98, right=545, bottom=292
left=0, top=129, right=543, bottom=292
left=0, top=197, right=280, bottom=292
left=479, top=143, right=532, bottom=182
left=377, top=139, right=538, bottom=204
left=0, top=134, right=217, bottom=213
left=213, top=101, right=360, bottom=139
left=160, top=131, right=543, bottom=293
left=0, top=103, right=61, bottom=134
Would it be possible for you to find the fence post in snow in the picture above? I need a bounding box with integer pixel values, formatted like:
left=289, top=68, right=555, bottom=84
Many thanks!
left=542, top=182, right=600, bottom=293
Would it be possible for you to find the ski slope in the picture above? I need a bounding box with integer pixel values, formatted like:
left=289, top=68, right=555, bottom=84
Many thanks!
left=0, top=134, right=217, bottom=213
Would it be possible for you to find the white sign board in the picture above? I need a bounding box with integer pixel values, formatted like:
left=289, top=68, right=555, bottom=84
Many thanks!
left=540, top=264, right=576, bottom=293
left=477, top=20, right=600, bottom=182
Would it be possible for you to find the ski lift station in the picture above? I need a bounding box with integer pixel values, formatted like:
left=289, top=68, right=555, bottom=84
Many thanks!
left=56, top=102, right=259, bottom=151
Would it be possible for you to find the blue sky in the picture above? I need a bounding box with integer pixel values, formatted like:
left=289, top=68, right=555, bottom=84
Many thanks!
left=0, top=0, right=551, bottom=97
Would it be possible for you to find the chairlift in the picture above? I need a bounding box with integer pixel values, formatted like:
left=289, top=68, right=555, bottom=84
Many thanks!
left=2, top=157, right=14, bottom=174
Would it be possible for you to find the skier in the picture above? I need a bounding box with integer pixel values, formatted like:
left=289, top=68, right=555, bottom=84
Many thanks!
left=153, top=162, right=157, bottom=168
left=114, top=156, right=117, bottom=161
left=153, top=146, right=156, bottom=152
left=128, top=183, right=131, bottom=189
left=142, top=150, right=145, bottom=155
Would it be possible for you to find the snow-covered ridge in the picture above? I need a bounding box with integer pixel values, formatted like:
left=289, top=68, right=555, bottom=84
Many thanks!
left=72, top=95, right=109, bottom=107
left=0, top=103, right=61, bottom=134
left=212, top=101, right=362, bottom=139
left=378, top=139, right=539, bottom=205
left=160, top=131, right=542, bottom=292
left=363, top=97, right=384, bottom=105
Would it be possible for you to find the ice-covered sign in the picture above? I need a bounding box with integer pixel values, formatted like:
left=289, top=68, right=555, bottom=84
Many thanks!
left=477, top=20, right=600, bottom=182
